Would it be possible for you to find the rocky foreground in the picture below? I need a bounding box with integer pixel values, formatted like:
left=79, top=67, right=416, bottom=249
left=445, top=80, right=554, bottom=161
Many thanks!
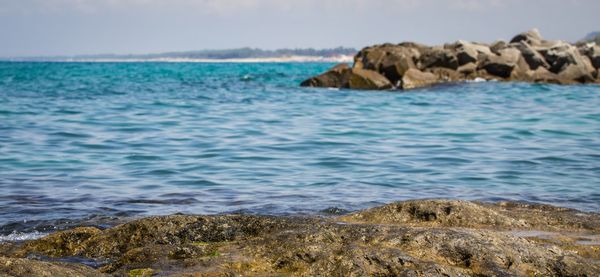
left=301, top=29, right=600, bottom=90
left=1, top=200, right=600, bottom=276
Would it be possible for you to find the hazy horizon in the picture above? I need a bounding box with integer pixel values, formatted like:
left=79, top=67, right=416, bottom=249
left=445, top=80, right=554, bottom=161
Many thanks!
left=2, top=0, right=600, bottom=57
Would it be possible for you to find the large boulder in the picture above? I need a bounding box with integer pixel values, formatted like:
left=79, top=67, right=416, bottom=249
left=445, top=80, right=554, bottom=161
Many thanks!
left=479, top=48, right=521, bottom=78
left=353, top=45, right=387, bottom=70
left=353, top=44, right=420, bottom=84
left=579, top=43, right=600, bottom=69
left=418, top=48, right=459, bottom=70
left=510, top=28, right=544, bottom=45
left=348, top=68, right=393, bottom=90
left=539, top=44, right=596, bottom=82
left=378, top=48, right=419, bottom=85
left=401, top=68, right=440, bottom=89
left=354, top=44, right=420, bottom=70
left=558, top=64, right=595, bottom=83
left=513, top=41, right=549, bottom=70
left=490, top=40, right=508, bottom=54
left=457, top=62, right=477, bottom=75
left=535, top=41, right=574, bottom=71
left=300, top=63, right=351, bottom=88
left=299, top=64, right=394, bottom=90
left=446, top=40, right=492, bottom=66
left=528, top=67, right=562, bottom=84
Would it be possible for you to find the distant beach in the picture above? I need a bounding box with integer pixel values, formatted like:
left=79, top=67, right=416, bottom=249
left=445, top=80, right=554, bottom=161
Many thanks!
left=35, top=55, right=354, bottom=63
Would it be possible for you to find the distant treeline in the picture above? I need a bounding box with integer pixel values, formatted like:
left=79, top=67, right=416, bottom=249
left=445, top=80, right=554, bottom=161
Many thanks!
left=145, top=47, right=358, bottom=59
left=16, top=47, right=358, bottom=61
left=579, top=31, right=600, bottom=45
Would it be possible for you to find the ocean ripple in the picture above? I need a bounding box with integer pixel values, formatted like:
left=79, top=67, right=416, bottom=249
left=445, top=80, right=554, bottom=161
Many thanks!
left=0, top=62, right=599, bottom=234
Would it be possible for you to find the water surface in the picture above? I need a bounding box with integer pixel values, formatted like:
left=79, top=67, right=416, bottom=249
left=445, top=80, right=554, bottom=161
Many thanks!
left=1, top=62, right=599, bottom=235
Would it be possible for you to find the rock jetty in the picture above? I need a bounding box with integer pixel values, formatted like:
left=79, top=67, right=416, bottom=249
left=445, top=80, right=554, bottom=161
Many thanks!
left=1, top=200, right=599, bottom=276
left=301, top=29, right=600, bottom=90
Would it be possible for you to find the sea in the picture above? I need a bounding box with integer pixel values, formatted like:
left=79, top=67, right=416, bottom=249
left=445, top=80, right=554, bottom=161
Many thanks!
left=0, top=62, right=599, bottom=240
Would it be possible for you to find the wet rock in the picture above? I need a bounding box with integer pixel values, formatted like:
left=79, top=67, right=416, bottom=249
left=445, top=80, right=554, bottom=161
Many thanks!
left=339, top=200, right=524, bottom=228
left=348, top=68, right=393, bottom=90
left=300, top=63, right=351, bottom=88
left=300, top=63, right=394, bottom=90
left=0, top=257, right=106, bottom=277
left=16, top=227, right=102, bottom=258
left=3, top=200, right=600, bottom=276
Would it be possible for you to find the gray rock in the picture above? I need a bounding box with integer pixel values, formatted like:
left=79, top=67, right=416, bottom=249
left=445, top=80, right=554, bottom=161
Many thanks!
left=447, top=40, right=492, bottom=66
left=418, top=48, right=459, bottom=70
left=540, top=44, right=597, bottom=81
left=510, top=28, right=544, bottom=45
left=490, top=40, right=507, bottom=54
left=579, top=43, right=600, bottom=69
left=514, top=41, right=549, bottom=70
left=558, top=64, right=595, bottom=83
left=457, top=62, right=477, bottom=75
left=401, top=68, right=439, bottom=89
left=479, top=48, right=521, bottom=78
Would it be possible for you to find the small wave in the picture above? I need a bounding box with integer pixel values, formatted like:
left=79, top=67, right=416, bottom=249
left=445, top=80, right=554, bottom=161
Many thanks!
left=467, top=77, right=488, bottom=83
left=0, top=231, right=46, bottom=242
left=50, top=131, right=92, bottom=138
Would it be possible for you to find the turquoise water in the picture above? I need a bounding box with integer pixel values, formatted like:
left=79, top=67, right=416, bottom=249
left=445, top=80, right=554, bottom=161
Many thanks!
left=1, top=62, right=599, bottom=234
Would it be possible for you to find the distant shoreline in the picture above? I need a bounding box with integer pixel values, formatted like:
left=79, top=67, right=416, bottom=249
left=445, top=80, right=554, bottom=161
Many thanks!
left=1, top=55, right=354, bottom=63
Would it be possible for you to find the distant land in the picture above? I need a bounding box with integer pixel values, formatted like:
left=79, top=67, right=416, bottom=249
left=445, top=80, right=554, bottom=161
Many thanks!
left=580, top=31, right=600, bottom=45
left=2, top=47, right=357, bottom=63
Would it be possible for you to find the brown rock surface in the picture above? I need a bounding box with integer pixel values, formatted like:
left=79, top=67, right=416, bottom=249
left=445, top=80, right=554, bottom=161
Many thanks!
left=0, top=257, right=107, bottom=277
left=300, top=63, right=351, bottom=88
left=1, top=200, right=599, bottom=276
left=401, top=69, right=440, bottom=90
left=347, top=68, right=393, bottom=90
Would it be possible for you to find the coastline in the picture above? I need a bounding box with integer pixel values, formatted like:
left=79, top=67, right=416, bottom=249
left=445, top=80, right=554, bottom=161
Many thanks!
left=1, top=199, right=599, bottom=276
left=0, top=55, right=354, bottom=64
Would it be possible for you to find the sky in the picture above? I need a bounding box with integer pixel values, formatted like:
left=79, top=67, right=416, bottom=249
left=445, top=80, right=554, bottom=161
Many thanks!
left=1, top=0, right=599, bottom=57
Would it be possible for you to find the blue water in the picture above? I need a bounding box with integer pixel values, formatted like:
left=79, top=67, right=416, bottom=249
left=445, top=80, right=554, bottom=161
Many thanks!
left=1, top=62, right=599, bottom=234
